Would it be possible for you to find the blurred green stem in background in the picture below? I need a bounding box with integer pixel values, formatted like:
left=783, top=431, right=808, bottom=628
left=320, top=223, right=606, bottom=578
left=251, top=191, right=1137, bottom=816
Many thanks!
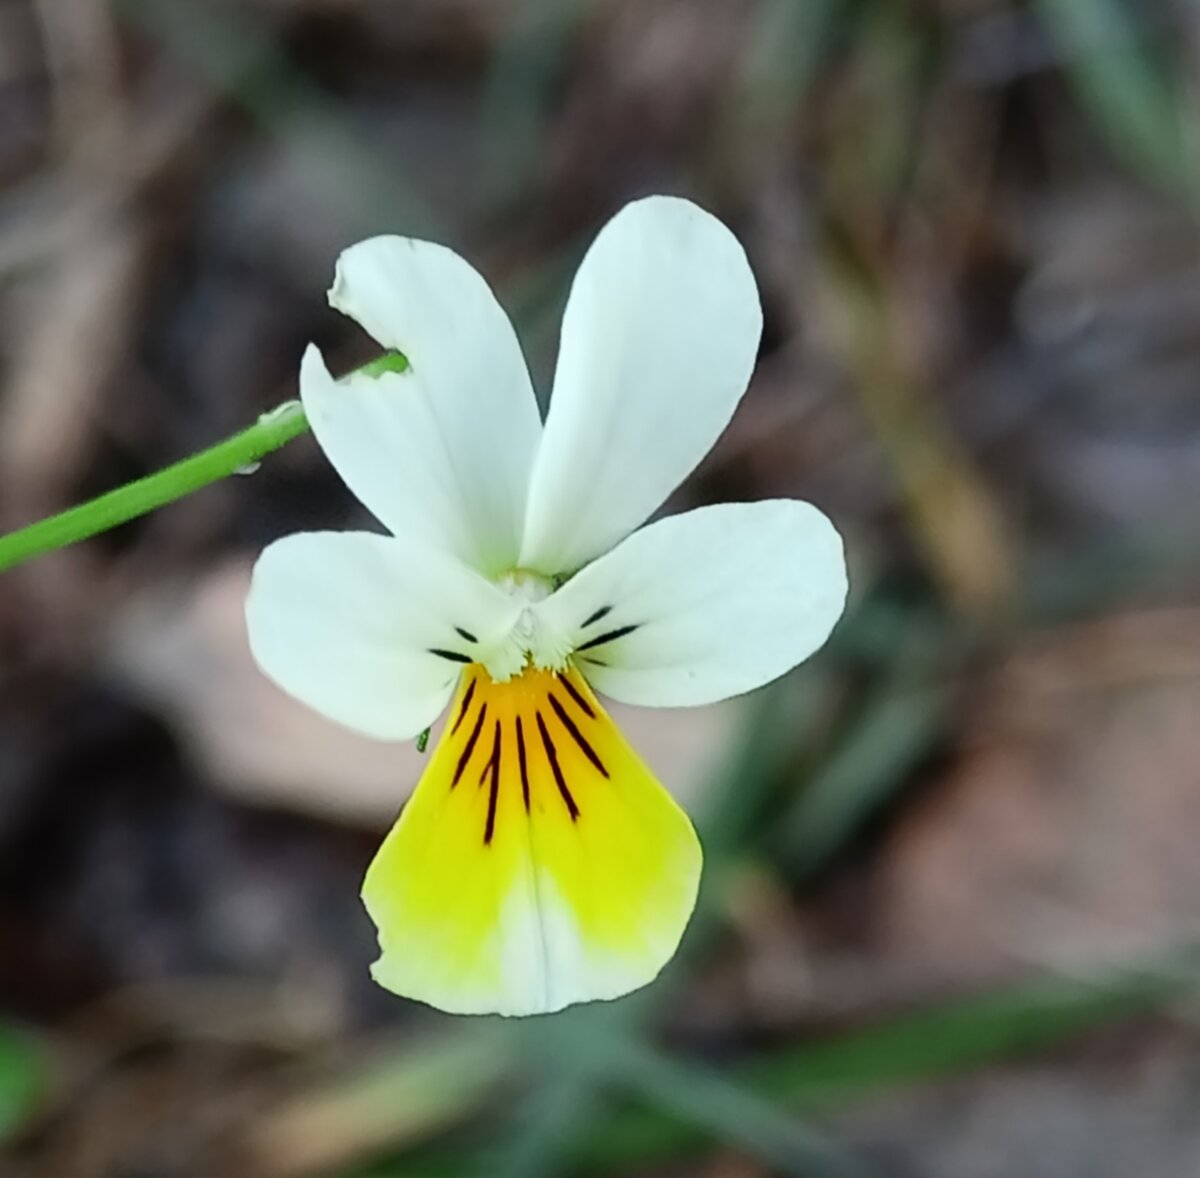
left=0, top=401, right=310, bottom=573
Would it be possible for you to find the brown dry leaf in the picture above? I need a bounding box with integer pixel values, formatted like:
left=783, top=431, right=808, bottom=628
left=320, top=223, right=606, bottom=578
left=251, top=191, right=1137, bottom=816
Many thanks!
left=873, top=607, right=1200, bottom=989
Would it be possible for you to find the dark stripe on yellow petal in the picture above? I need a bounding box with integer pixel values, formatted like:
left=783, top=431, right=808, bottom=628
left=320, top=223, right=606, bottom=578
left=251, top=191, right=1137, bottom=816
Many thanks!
left=452, top=702, right=487, bottom=788
left=576, top=623, right=638, bottom=652
left=516, top=716, right=530, bottom=812
left=536, top=711, right=579, bottom=821
left=580, top=604, right=613, bottom=629
left=452, top=678, right=477, bottom=735
left=484, top=720, right=502, bottom=845
left=549, top=694, right=609, bottom=779
left=559, top=673, right=596, bottom=719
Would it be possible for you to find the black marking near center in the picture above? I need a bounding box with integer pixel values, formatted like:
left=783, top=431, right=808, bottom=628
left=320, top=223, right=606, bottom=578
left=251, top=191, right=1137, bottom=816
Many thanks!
left=559, top=674, right=596, bottom=719
left=576, top=623, right=639, bottom=652
left=536, top=711, right=579, bottom=821
left=516, top=717, right=530, bottom=812
left=549, top=694, right=609, bottom=779
left=430, top=647, right=472, bottom=664
left=483, top=720, right=502, bottom=845
left=452, top=703, right=487, bottom=788
left=451, top=678, right=477, bottom=734
left=580, top=604, right=613, bottom=629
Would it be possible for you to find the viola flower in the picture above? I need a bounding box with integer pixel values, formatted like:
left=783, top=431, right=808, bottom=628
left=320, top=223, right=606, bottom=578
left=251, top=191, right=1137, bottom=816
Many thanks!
left=245, top=196, right=847, bottom=1016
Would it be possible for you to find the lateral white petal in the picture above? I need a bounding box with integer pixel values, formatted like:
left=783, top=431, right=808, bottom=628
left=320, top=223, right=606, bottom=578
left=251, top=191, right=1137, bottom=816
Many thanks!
left=245, top=531, right=523, bottom=741
left=303, top=236, right=542, bottom=575
left=518, top=196, right=762, bottom=575
left=536, top=500, right=847, bottom=707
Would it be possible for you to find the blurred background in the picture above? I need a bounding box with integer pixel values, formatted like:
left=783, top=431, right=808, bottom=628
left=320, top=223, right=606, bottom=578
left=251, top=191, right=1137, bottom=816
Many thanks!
left=1, top=0, right=1199, bottom=1174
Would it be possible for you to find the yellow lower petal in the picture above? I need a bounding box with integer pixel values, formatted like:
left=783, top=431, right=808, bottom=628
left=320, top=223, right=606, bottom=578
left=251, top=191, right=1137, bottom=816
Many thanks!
left=361, top=663, right=702, bottom=1016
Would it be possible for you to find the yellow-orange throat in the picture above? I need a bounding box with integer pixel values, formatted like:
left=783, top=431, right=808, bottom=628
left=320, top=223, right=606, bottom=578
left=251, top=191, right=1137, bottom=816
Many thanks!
left=448, top=663, right=609, bottom=841
left=361, top=662, right=702, bottom=1016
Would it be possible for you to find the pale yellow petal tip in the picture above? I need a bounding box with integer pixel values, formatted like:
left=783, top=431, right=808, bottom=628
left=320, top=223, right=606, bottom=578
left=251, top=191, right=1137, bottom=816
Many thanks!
left=360, top=663, right=703, bottom=1017
left=365, top=855, right=701, bottom=1018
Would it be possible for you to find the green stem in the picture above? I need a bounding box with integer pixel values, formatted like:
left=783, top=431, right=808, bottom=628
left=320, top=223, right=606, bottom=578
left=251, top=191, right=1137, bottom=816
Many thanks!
left=0, top=400, right=310, bottom=573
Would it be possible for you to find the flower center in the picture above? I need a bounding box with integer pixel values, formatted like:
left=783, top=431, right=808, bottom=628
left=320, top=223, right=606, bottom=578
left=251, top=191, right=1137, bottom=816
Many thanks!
left=496, top=568, right=553, bottom=609
left=482, top=569, right=569, bottom=679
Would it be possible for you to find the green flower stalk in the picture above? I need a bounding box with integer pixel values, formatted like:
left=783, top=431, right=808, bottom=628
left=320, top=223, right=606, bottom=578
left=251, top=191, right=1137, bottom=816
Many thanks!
left=0, top=401, right=311, bottom=573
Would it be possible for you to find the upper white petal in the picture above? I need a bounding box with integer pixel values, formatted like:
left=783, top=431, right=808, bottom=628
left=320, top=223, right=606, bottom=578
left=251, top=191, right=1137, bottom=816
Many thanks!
left=534, top=500, right=847, bottom=708
left=302, top=236, right=542, bottom=576
left=245, top=531, right=523, bottom=741
left=518, top=196, right=763, bottom=576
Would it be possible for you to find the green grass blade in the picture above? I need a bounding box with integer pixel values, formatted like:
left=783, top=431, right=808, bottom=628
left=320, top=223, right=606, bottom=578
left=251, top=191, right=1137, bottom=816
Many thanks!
left=609, top=1040, right=871, bottom=1178
left=0, top=1024, right=48, bottom=1143
left=573, top=950, right=1198, bottom=1172
left=1035, top=0, right=1200, bottom=204
left=780, top=682, right=948, bottom=879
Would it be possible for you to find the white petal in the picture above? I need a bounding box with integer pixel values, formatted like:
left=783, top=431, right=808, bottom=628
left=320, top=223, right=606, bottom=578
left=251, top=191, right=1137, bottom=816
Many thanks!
left=535, top=500, right=847, bottom=707
left=303, top=236, right=542, bottom=575
left=518, top=196, right=763, bottom=575
left=245, top=531, right=523, bottom=741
